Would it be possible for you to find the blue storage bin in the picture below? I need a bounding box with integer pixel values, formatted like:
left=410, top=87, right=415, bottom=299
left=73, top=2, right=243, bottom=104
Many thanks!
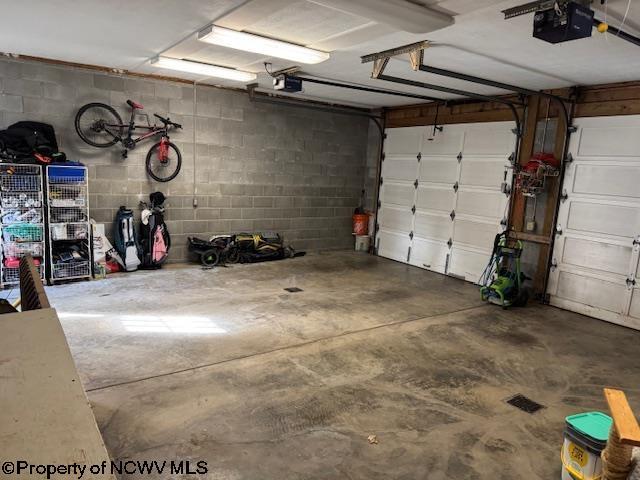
left=48, top=166, right=85, bottom=183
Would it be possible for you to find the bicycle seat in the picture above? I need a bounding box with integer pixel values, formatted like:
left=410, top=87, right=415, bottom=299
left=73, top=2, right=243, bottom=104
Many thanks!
left=127, top=99, right=144, bottom=110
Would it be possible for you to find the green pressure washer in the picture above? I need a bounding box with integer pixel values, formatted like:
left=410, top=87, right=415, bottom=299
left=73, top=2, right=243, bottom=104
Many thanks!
left=479, top=231, right=528, bottom=309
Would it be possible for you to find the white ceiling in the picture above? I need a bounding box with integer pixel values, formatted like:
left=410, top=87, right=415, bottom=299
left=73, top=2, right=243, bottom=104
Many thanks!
left=1, top=0, right=639, bottom=108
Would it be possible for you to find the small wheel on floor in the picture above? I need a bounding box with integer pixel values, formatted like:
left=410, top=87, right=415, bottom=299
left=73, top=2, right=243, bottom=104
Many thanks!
left=200, top=249, right=220, bottom=267
left=226, top=248, right=241, bottom=264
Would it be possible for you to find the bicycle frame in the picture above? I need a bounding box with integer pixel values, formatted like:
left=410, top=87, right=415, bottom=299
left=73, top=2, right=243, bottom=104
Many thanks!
left=104, top=107, right=173, bottom=147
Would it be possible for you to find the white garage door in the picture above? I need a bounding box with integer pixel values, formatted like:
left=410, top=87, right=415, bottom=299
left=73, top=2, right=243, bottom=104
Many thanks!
left=547, top=115, right=640, bottom=330
left=377, top=122, right=515, bottom=283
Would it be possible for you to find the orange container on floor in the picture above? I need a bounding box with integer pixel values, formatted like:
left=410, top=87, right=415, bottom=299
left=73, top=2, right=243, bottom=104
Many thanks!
left=352, top=214, right=369, bottom=235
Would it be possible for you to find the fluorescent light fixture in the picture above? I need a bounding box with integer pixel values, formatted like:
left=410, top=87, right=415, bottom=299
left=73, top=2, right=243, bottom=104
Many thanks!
left=198, top=25, right=330, bottom=65
left=150, top=56, right=257, bottom=82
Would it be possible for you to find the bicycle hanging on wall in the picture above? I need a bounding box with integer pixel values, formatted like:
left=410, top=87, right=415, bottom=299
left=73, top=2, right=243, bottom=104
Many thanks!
left=75, top=99, right=183, bottom=182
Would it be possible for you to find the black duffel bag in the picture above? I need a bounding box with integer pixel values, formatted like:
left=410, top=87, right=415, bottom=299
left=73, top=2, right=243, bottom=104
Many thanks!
left=0, top=121, right=60, bottom=163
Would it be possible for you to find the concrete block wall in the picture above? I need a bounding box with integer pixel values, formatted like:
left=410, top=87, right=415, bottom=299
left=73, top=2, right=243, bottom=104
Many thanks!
left=0, top=58, right=373, bottom=262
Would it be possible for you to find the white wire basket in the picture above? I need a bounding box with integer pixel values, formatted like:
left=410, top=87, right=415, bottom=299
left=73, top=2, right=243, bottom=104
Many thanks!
left=3, top=265, right=44, bottom=285
left=52, top=261, right=91, bottom=280
left=2, top=223, right=44, bottom=242
left=1, top=174, right=41, bottom=192
left=1, top=208, right=44, bottom=225
left=3, top=241, right=44, bottom=257
left=47, top=175, right=87, bottom=185
left=50, top=223, right=89, bottom=241
left=0, top=164, right=41, bottom=175
left=49, top=184, right=87, bottom=206
left=1, top=192, right=42, bottom=209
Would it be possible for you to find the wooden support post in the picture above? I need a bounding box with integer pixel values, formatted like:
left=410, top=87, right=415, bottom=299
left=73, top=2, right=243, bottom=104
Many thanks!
left=509, top=95, right=540, bottom=233
left=602, top=388, right=640, bottom=480
left=604, top=388, right=640, bottom=447
left=533, top=96, right=570, bottom=294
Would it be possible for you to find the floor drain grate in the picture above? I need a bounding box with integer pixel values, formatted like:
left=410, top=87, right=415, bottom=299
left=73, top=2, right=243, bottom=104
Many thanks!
left=506, top=394, right=545, bottom=414
left=284, top=287, right=303, bottom=293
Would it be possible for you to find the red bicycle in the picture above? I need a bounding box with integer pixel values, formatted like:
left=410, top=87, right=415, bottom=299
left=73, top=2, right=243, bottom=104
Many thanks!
left=75, top=99, right=182, bottom=182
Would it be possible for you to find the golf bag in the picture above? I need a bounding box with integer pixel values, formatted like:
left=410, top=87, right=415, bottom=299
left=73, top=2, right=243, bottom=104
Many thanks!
left=139, top=192, right=170, bottom=269
left=114, top=206, right=141, bottom=272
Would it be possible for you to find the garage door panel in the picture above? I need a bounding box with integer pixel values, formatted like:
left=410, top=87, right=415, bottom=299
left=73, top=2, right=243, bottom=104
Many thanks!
left=448, top=247, right=489, bottom=283
left=381, top=157, right=419, bottom=182
left=578, top=126, right=640, bottom=157
left=463, top=123, right=515, bottom=155
left=385, top=127, right=423, bottom=155
left=380, top=183, right=415, bottom=207
left=566, top=201, right=640, bottom=238
left=419, top=156, right=458, bottom=184
left=379, top=205, right=412, bottom=233
left=377, top=230, right=410, bottom=263
left=573, top=164, right=640, bottom=198
left=378, top=121, right=515, bottom=285
left=410, top=238, right=448, bottom=273
left=416, top=187, right=455, bottom=213
left=456, top=190, right=506, bottom=219
left=630, top=289, right=640, bottom=320
left=414, top=213, right=451, bottom=241
left=549, top=115, right=640, bottom=330
left=555, top=271, right=626, bottom=314
left=421, top=130, right=463, bottom=155
left=560, top=237, right=632, bottom=276
left=460, top=158, right=508, bottom=189
left=454, top=219, right=501, bottom=250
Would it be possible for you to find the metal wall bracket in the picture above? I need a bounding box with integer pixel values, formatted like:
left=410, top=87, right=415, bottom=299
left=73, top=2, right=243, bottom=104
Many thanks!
left=565, top=153, right=574, bottom=164
left=626, top=277, right=637, bottom=289
left=409, top=48, right=424, bottom=71
left=550, top=259, right=558, bottom=270
left=450, top=210, right=456, bottom=221
left=409, top=231, right=414, bottom=240
left=411, top=205, right=416, bottom=214
left=447, top=238, right=453, bottom=248
left=457, top=152, right=463, bottom=163
left=556, top=226, right=563, bottom=236
left=414, top=179, right=419, bottom=189
left=379, top=177, right=384, bottom=186
left=372, top=58, right=390, bottom=79
left=560, top=190, right=569, bottom=202
left=417, top=153, right=422, bottom=162
left=453, top=182, right=459, bottom=192
left=361, top=40, right=430, bottom=65
left=568, top=125, right=578, bottom=134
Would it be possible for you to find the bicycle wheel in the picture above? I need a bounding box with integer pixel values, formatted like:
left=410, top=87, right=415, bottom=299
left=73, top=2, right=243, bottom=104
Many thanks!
left=200, top=249, right=220, bottom=267
left=75, top=103, right=124, bottom=147
left=146, top=141, right=182, bottom=182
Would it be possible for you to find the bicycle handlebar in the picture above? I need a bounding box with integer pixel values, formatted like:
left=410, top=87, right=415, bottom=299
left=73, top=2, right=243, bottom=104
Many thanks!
left=154, top=113, right=182, bottom=129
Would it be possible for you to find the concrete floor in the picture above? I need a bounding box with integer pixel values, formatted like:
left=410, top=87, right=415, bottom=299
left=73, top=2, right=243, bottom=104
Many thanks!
left=47, top=251, right=640, bottom=479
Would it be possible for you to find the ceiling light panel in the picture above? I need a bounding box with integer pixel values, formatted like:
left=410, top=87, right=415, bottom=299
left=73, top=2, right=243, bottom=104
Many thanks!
left=246, top=0, right=371, bottom=45
left=150, top=56, right=257, bottom=82
left=198, top=25, right=330, bottom=64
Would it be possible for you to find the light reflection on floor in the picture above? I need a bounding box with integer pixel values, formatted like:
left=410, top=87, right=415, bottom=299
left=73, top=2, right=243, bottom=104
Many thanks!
left=57, top=312, right=228, bottom=334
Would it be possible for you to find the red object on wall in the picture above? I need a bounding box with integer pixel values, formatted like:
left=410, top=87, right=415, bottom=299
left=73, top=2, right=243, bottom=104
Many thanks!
left=352, top=214, right=369, bottom=235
